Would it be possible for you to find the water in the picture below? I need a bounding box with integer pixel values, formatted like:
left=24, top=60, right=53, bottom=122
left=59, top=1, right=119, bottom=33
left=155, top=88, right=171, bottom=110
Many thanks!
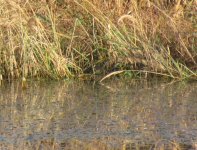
left=0, top=80, right=197, bottom=150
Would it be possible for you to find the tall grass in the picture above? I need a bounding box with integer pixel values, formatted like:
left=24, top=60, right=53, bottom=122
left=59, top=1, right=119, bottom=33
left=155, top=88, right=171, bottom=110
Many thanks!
left=0, top=0, right=196, bottom=81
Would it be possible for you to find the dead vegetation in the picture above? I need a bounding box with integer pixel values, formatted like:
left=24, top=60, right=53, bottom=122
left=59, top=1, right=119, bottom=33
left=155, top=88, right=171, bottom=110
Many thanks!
left=0, top=0, right=196, bottom=81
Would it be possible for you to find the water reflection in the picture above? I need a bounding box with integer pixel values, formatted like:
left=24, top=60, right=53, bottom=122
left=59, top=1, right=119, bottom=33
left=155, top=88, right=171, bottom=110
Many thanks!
left=0, top=80, right=197, bottom=149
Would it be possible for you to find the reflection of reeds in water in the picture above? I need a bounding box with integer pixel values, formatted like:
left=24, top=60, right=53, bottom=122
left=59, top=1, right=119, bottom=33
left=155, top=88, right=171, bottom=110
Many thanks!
left=1, top=139, right=196, bottom=150
left=0, top=0, right=196, bottom=80
left=0, top=80, right=197, bottom=149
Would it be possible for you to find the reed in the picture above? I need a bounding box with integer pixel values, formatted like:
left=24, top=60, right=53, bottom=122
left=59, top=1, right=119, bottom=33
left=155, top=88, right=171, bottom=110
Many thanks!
left=0, top=0, right=196, bottom=81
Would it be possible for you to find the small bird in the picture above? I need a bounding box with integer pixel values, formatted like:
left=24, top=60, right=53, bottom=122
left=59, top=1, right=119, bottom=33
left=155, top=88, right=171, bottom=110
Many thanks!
left=27, top=17, right=37, bottom=33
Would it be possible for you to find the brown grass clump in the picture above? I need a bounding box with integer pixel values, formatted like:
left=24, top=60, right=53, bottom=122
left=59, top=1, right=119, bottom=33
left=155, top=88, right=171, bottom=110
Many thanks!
left=0, top=0, right=196, bottom=81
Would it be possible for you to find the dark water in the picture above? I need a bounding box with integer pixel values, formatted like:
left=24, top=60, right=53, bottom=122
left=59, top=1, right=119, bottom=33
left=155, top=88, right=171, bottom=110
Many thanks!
left=0, top=80, right=197, bottom=150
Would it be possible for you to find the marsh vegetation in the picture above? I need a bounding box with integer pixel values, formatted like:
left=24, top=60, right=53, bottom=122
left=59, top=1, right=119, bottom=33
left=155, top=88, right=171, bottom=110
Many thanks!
left=0, top=0, right=196, bottom=81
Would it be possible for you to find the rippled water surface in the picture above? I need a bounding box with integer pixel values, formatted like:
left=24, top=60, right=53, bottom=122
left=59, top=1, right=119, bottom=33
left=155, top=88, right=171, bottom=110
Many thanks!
left=0, top=80, right=197, bottom=150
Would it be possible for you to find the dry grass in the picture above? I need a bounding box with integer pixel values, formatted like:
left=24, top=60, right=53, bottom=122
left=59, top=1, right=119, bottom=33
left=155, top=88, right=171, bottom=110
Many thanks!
left=0, top=0, right=196, bottom=81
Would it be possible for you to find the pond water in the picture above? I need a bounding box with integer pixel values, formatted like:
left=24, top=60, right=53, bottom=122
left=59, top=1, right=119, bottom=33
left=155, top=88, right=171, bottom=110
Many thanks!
left=0, top=80, right=197, bottom=150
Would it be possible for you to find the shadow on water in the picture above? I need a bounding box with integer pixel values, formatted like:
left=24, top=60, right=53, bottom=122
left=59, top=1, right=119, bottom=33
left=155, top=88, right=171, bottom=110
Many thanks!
left=0, top=80, right=197, bottom=150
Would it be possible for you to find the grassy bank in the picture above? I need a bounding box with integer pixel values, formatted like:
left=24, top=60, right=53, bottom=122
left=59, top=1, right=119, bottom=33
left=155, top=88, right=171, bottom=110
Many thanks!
left=0, top=0, right=196, bottom=81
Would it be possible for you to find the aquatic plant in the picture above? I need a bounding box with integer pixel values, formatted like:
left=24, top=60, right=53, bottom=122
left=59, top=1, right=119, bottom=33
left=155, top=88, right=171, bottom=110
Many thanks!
left=0, top=0, right=196, bottom=81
